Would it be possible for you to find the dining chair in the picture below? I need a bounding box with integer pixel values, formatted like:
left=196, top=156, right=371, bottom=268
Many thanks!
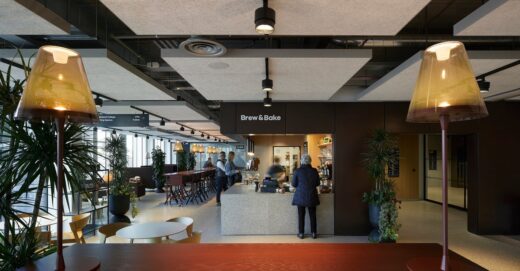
left=166, top=217, right=194, bottom=237
left=175, top=231, right=202, bottom=244
left=97, top=222, right=131, bottom=244
left=51, top=213, right=91, bottom=245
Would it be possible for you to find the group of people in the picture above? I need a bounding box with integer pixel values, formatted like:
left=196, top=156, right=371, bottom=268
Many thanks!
left=203, top=151, right=240, bottom=206
left=203, top=152, right=321, bottom=239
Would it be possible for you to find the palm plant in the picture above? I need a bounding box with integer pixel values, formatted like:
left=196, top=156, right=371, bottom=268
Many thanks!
left=151, top=147, right=166, bottom=192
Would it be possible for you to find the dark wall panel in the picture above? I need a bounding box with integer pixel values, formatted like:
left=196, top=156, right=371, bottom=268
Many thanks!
left=286, top=103, right=335, bottom=134
left=334, top=103, right=384, bottom=235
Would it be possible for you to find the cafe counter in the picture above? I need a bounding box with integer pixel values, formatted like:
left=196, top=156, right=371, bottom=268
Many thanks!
left=221, top=184, right=334, bottom=235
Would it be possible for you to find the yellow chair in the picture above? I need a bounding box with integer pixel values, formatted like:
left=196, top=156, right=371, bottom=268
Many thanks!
left=51, top=213, right=91, bottom=245
left=166, top=217, right=194, bottom=237
left=97, top=222, right=130, bottom=244
left=175, top=231, right=202, bottom=244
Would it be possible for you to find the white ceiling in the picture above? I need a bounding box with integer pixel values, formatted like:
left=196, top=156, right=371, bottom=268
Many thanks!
left=137, top=104, right=208, bottom=121
left=454, top=0, right=520, bottom=36
left=162, top=49, right=371, bottom=101
left=179, top=121, right=220, bottom=131
left=0, top=0, right=68, bottom=35
left=356, top=51, right=520, bottom=101
left=0, top=49, right=174, bottom=101
left=100, top=0, right=429, bottom=36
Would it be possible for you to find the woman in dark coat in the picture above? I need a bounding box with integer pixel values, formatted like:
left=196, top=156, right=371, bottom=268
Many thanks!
left=292, top=154, right=321, bottom=239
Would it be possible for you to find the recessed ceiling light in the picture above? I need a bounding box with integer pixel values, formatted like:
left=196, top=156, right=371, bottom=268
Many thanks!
left=255, top=0, right=275, bottom=34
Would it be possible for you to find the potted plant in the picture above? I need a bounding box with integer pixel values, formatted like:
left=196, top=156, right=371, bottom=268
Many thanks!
left=105, top=135, right=138, bottom=221
left=362, top=129, right=401, bottom=243
left=151, top=147, right=166, bottom=192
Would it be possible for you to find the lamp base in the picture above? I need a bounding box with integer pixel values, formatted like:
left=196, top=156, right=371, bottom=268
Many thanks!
left=407, top=257, right=480, bottom=271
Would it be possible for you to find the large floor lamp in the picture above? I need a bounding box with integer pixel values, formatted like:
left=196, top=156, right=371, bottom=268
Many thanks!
left=406, top=41, right=488, bottom=270
left=14, top=46, right=100, bottom=270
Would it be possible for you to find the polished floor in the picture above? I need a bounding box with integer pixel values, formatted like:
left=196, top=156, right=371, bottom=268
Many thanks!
left=87, top=192, right=520, bottom=271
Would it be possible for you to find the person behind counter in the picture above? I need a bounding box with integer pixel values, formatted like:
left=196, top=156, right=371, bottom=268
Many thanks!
left=292, top=154, right=320, bottom=239
left=267, top=156, right=286, bottom=184
left=215, top=152, right=227, bottom=206
left=225, top=151, right=240, bottom=188
left=203, top=157, right=214, bottom=169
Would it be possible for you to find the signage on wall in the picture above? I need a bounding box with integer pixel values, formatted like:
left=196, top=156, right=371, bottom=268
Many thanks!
left=235, top=145, right=245, bottom=149
left=239, top=114, right=282, bottom=122
left=98, top=114, right=149, bottom=127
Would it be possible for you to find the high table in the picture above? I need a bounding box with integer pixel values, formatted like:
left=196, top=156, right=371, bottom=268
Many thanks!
left=116, top=222, right=186, bottom=243
left=18, top=243, right=485, bottom=271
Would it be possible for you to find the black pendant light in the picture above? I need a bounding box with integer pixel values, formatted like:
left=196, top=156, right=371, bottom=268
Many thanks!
left=180, top=126, right=185, bottom=131
left=264, top=92, right=272, bottom=107
left=94, top=95, right=103, bottom=107
left=135, top=133, right=138, bottom=138
left=201, top=133, right=205, bottom=138
left=93, top=126, right=98, bottom=132
left=112, top=129, right=116, bottom=135
left=207, top=135, right=210, bottom=140
left=262, top=58, right=273, bottom=91
left=146, top=135, right=149, bottom=140
left=160, top=118, right=166, bottom=126
left=255, top=0, right=275, bottom=34
left=191, top=130, right=195, bottom=135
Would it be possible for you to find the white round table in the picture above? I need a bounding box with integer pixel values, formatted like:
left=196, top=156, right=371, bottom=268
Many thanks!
left=116, top=222, right=187, bottom=243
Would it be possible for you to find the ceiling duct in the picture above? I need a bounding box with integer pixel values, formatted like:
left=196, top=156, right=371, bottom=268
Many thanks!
left=179, top=36, right=227, bottom=57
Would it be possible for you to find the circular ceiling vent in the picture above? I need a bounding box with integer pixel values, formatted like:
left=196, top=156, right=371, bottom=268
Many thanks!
left=180, top=37, right=227, bottom=57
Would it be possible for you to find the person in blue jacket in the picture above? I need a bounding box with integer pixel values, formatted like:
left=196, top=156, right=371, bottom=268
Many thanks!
left=291, top=154, right=320, bottom=239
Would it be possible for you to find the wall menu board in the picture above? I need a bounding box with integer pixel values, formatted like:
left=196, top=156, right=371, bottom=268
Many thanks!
left=98, top=114, right=149, bottom=127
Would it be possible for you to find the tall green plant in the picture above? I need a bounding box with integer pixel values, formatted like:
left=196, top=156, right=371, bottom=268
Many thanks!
left=362, top=129, right=401, bottom=243
left=105, top=135, right=137, bottom=217
left=176, top=151, right=188, bottom=171
left=151, top=147, right=166, bottom=192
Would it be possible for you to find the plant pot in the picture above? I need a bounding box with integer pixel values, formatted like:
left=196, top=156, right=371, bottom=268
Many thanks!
left=109, top=194, right=130, bottom=216
left=368, top=204, right=380, bottom=228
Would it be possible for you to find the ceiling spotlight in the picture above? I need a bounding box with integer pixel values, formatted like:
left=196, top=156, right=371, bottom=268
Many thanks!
left=264, top=92, right=272, bottom=107
left=180, top=126, right=185, bottom=131
left=207, top=135, right=210, bottom=139
left=255, top=0, right=275, bottom=34
left=94, top=95, right=103, bottom=107
left=160, top=138, right=163, bottom=142
left=93, top=126, right=98, bottom=132
left=160, top=118, right=166, bottom=126
left=112, top=129, right=116, bottom=135
left=201, top=133, right=205, bottom=138
left=191, top=130, right=195, bottom=135
left=135, top=133, right=138, bottom=138
left=214, top=138, right=217, bottom=141
left=146, top=135, right=150, bottom=140
left=168, top=139, right=171, bottom=143
left=477, top=78, right=490, bottom=93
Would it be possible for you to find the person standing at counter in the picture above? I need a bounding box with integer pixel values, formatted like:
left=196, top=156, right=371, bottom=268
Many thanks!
left=292, top=154, right=320, bottom=239
left=225, top=151, right=239, bottom=188
left=267, top=156, right=286, bottom=184
left=215, top=152, right=227, bottom=206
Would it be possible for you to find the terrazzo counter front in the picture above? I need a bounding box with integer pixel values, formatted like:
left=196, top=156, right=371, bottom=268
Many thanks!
left=221, top=184, right=334, bottom=235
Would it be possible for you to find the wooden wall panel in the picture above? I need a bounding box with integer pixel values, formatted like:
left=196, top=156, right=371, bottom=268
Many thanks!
left=394, top=134, right=420, bottom=200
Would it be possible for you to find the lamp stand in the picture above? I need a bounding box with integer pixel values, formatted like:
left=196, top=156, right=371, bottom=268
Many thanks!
left=407, top=115, right=475, bottom=271
left=55, top=117, right=100, bottom=271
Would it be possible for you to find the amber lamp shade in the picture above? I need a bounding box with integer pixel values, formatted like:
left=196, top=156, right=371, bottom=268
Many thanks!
left=14, top=45, right=98, bottom=123
left=407, top=41, right=488, bottom=123
left=174, top=141, right=184, bottom=152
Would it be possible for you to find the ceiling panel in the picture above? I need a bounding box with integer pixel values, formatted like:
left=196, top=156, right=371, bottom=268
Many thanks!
left=100, top=0, right=429, bottom=36
left=163, top=49, right=371, bottom=101
left=0, top=0, right=68, bottom=35
left=138, top=104, right=208, bottom=121
left=454, top=0, right=520, bottom=36
left=0, top=49, right=174, bottom=101
left=356, top=51, right=520, bottom=101
left=179, top=121, right=220, bottom=131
